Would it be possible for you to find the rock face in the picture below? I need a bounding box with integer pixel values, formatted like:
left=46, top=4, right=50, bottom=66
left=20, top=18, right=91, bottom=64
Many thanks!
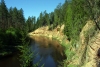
left=84, top=31, right=100, bottom=67
left=82, top=21, right=100, bottom=67
left=28, top=24, right=68, bottom=44
left=73, top=20, right=100, bottom=67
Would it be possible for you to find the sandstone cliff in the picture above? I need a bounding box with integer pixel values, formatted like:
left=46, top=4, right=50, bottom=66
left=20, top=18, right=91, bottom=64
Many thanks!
left=28, top=21, right=100, bottom=67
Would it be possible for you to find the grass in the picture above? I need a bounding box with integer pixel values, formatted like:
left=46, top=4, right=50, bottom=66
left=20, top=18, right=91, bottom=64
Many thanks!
left=67, top=64, right=77, bottom=67
left=60, top=37, right=78, bottom=67
left=44, top=34, right=77, bottom=67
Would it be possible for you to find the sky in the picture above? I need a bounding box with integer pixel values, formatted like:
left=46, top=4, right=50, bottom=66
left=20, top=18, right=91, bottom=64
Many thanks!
left=3, top=0, right=65, bottom=19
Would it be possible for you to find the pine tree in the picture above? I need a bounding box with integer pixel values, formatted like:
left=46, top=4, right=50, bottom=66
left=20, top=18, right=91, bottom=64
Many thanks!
left=49, top=12, right=54, bottom=25
left=26, top=16, right=34, bottom=32
left=0, top=0, right=8, bottom=29
left=8, top=7, right=13, bottom=27
left=17, top=8, right=25, bottom=29
left=64, top=3, right=73, bottom=40
left=12, top=7, right=18, bottom=28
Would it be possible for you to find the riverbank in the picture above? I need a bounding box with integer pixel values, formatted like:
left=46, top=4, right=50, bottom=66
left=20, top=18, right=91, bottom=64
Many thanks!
left=28, top=25, right=69, bottom=67
left=28, top=20, right=100, bottom=67
left=28, top=25, right=69, bottom=45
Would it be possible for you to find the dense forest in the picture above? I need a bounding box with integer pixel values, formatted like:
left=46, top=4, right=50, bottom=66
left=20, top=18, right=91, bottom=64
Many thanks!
left=36, top=0, right=100, bottom=40
left=0, top=0, right=100, bottom=67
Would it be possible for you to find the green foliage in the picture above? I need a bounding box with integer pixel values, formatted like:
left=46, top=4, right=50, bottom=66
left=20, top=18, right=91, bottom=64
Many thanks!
left=17, top=31, right=43, bottom=67
left=63, top=0, right=88, bottom=41
left=64, top=3, right=73, bottom=40
left=0, top=0, right=41, bottom=67
left=65, top=47, right=75, bottom=61
left=1, top=0, right=100, bottom=66
left=6, top=27, right=17, bottom=37
left=67, top=64, right=77, bottom=67
left=32, top=58, right=44, bottom=67
left=62, top=40, right=74, bottom=59
left=0, top=29, right=24, bottom=58
left=83, top=0, right=100, bottom=30
left=48, top=24, right=53, bottom=30
left=0, top=0, right=8, bottom=29
left=84, top=25, right=96, bottom=44
left=26, top=16, right=35, bottom=32
left=61, top=37, right=78, bottom=66
left=49, top=12, right=54, bottom=24
left=19, top=42, right=34, bottom=67
left=16, top=30, right=34, bottom=67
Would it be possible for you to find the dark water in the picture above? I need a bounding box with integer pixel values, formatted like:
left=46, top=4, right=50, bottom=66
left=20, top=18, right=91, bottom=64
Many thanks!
left=0, top=36, right=66, bottom=67
left=30, top=36, right=66, bottom=67
left=0, top=52, right=20, bottom=67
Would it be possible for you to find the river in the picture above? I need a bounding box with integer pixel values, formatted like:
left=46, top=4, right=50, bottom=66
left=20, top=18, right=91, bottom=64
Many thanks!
left=0, top=36, right=66, bottom=67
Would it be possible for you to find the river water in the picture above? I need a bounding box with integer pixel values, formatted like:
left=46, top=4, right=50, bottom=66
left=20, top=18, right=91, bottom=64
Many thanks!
left=0, top=36, right=66, bottom=67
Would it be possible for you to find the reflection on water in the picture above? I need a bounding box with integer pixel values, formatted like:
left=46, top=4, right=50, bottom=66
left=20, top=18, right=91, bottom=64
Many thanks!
left=0, top=52, right=20, bottom=67
left=0, top=36, right=66, bottom=67
left=30, top=36, right=66, bottom=67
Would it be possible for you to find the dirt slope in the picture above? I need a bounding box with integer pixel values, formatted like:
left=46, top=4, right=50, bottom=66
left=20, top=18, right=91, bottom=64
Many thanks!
left=28, top=25, right=69, bottom=44
left=71, top=20, right=100, bottom=67
left=84, top=31, right=100, bottom=67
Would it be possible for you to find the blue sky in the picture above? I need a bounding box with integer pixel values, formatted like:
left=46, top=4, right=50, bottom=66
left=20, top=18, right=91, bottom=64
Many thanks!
left=4, top=0, right=65, bottom=19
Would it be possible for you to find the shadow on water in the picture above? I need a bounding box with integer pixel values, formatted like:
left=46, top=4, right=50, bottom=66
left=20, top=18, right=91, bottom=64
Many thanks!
left=30, top=36, right=67, bottom=67
left=0, top=52, right=20, bottom=67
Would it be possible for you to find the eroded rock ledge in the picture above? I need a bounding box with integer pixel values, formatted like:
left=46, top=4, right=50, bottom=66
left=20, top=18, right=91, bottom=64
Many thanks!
left=28, top=25, right=69, bottom=44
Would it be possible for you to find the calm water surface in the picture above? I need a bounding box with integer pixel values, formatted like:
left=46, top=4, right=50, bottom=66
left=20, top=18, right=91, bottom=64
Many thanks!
left=30, top=36, right=66, bottom=67
left=0, top=36, right=66, bottom=67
